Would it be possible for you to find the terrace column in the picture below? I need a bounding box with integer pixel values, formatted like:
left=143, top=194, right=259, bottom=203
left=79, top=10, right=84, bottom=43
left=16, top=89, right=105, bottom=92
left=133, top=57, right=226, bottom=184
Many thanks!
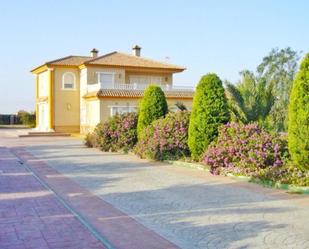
left=35, top=74, right=39, bottom=128
left=48, top=68, right=54, bottom=131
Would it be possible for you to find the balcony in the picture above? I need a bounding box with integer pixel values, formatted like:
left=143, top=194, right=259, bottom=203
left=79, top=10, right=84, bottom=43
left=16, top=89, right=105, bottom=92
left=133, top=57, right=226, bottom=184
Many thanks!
left=87, top=82, right=194, bottom=93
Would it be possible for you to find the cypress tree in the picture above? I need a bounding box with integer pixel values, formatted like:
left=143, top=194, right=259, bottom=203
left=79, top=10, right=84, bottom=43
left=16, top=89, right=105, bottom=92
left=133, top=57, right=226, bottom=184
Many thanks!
left=137, top=85, right=168, bottom=138
left=188, top=73, right=230, bottom=160
left=288, top=53, right=309, bottom=170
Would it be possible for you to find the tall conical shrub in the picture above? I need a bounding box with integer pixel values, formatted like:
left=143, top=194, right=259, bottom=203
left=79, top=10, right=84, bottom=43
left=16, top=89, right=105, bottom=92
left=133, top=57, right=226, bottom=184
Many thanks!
left=288, top=53, right=309, bottom=170
left=137, top=85, right=168, bottom=138
left=188, top=73, right=230, bottom=160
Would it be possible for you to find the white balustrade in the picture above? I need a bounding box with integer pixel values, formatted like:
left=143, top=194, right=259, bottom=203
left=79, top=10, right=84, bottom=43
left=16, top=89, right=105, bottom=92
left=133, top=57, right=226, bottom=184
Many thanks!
left=87, top=82, right=194, bottom=93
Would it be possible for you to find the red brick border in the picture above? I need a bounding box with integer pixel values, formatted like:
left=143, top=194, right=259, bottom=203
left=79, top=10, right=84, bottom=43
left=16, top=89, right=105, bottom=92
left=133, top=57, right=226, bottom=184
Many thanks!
left=12, top=147, right=179, bottom=249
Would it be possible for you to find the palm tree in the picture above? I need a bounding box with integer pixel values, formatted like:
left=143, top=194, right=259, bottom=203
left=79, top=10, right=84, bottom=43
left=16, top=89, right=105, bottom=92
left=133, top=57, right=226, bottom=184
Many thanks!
left=225, top=70, right=274, bottom=125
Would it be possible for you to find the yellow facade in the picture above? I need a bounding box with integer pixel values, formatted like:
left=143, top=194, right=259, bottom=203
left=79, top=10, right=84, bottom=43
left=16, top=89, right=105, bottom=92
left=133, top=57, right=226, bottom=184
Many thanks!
left=53, top=68, right=80, bottom=132
left=32, top=51, right=193, bottom=134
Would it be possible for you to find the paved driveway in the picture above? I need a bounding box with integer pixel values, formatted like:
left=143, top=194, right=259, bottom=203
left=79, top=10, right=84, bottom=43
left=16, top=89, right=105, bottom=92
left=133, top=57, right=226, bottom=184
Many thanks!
left=1, top=129, right=309, bottom=249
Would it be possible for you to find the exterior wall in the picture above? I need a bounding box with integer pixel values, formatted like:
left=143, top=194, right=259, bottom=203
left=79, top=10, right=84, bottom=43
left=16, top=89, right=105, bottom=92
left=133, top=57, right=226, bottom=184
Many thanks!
left=80, top=97, right=193, bottom=134
left=86, top=66, right=125, bottom=85
left=34, top=61, right=187, bottom=134
left=100, top=99, right=139, bottom=122
left=80, top=68, right=88, bottom=133
left=53, top=68, right=80, bottom=132
left=125, top=71, right=173, bottom=85
left=85, top=66, right=173, bottom=85
left=80, top=99, right=101, bottom=134
left=99, top=97, right=192, bottom=122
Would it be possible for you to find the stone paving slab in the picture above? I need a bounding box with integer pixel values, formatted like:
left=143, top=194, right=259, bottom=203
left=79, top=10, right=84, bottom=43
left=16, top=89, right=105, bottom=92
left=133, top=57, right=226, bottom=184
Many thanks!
left=22, top=139, right=309, bottom=249
left=1, top=129, right=309, bottom=249
left=0, top=147, right=107, bottom=249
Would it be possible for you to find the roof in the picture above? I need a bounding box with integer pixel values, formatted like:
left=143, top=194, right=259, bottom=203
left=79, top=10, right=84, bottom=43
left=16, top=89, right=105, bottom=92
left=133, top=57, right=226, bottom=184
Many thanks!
left=31, top=51, right=185, bottom=73
left=47, top=56, right=92, bottom=66
left=83, top=89, right=194, bottom=99
left=31, top=55, right=92, bottom=73
left=85, top=52, right=185, bottom=71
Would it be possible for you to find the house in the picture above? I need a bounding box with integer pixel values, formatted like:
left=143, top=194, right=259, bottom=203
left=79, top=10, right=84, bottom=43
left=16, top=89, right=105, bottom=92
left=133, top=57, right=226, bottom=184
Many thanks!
left=31, top=46, right=194, bottom=134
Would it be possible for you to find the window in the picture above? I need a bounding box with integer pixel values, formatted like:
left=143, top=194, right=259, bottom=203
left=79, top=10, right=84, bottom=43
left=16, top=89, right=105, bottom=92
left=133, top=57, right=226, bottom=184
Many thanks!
left=98, top=72, right=114, bottom=86
left=62, top=72, right=76, bottom=90
left=109, top=106, right=137, bottom=116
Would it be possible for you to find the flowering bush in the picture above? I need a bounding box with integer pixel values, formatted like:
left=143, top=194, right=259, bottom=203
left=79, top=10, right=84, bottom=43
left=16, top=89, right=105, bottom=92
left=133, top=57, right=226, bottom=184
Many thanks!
left=134, top=111, right=190, bottom=160
left=202, top=122, right=289, bottom=176
left=84, top=112, right=138, bottom=152
left=257, top=162, right=309, bottom=186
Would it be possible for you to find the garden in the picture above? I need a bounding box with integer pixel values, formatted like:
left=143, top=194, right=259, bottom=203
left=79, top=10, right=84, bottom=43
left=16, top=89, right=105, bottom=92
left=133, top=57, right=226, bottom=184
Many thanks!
left=85, top=48, right=309, bottom=190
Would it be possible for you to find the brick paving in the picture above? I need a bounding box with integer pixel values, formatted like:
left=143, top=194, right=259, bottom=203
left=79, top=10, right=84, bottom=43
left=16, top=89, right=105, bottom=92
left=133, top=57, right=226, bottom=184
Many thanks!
left=0, top=147, right=107, bottom=249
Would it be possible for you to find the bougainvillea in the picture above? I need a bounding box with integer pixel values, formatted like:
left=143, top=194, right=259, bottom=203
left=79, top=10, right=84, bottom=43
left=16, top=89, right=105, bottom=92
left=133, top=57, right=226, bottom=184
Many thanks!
left=84, top=112, right=138, bottom=152
left=134, top=111, right=190, bottom=160
left=202, top=122, right=289, bottom=176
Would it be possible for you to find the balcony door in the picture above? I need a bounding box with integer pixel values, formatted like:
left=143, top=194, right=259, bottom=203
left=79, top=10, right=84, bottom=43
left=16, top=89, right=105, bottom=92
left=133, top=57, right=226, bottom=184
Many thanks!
left=98, top=72, right=114, bottom=87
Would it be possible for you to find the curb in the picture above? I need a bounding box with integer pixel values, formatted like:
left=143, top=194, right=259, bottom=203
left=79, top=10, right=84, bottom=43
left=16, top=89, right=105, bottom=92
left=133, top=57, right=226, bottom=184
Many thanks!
left=165, top=160, right=309, bottom=195
left=227, top=173, right=309, bottom=195
left=164, top=160, right=210, bottom=172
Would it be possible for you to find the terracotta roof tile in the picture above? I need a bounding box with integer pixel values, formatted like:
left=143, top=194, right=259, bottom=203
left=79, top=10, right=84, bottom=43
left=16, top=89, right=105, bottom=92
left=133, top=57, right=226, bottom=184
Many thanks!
left=84, top=89, right=194, bottom=99
left=32, top=51, right=185, bottom=73
left=84, top=52, right=185, bottom=71
left=46, top=56, right=92, bottom=66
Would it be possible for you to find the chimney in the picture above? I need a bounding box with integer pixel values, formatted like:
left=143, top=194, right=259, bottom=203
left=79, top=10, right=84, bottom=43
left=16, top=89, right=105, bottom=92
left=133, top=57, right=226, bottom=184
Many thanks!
left=90, top=48, right=98, bottom=58
left=132, top=45, right=141, bottom=57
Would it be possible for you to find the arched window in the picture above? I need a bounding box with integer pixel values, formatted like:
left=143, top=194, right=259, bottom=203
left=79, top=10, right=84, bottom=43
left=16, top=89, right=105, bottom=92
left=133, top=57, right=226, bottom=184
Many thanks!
left=62, top=72, right=76, bottom=90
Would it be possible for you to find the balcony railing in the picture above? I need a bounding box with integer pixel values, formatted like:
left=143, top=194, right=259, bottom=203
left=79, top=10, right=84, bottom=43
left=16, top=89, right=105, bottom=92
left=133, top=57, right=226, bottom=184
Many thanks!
left=87, top=82, right=194, bottom=93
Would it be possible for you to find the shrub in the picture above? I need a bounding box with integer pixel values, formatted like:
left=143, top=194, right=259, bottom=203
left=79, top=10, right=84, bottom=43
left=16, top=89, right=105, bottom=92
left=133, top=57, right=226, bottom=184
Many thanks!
left=137, top=85, right=168, bottom=138
left=259, top=162, right=309, bottom=186
left=134, top=111, right=190, bottom=160
left=84, top=112, right=138, bottom=152
left=188, top=74, right=230, bottom=160
left=84, top=132, right=97, bottom=148
left=202, top=122, right=289, bottom=176
left=175, top=102, right=187, bottom=111
left=288, top=53, right=309, bottom=170
left=17, top=110, right=36, bottom=128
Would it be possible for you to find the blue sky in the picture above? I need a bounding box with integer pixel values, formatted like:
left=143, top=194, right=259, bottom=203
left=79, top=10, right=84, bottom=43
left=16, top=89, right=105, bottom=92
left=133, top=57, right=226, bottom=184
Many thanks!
left=0, top=0, right=308, bottom=113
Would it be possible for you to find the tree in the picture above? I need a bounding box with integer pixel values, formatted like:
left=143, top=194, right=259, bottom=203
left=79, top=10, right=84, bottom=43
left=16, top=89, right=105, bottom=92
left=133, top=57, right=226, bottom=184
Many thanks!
left=226, top=47, right=300, bottom=131
left=288, top=53, right=309, bottom=170
left=225, top=70, right=274, bottom=125
left=257, top=47, right=300, bottom=131
left=188, top=73, right=230, bottom=160
left=137, top=85, right=168, bottom=138
left=17, top=110, right=36, bottom=128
